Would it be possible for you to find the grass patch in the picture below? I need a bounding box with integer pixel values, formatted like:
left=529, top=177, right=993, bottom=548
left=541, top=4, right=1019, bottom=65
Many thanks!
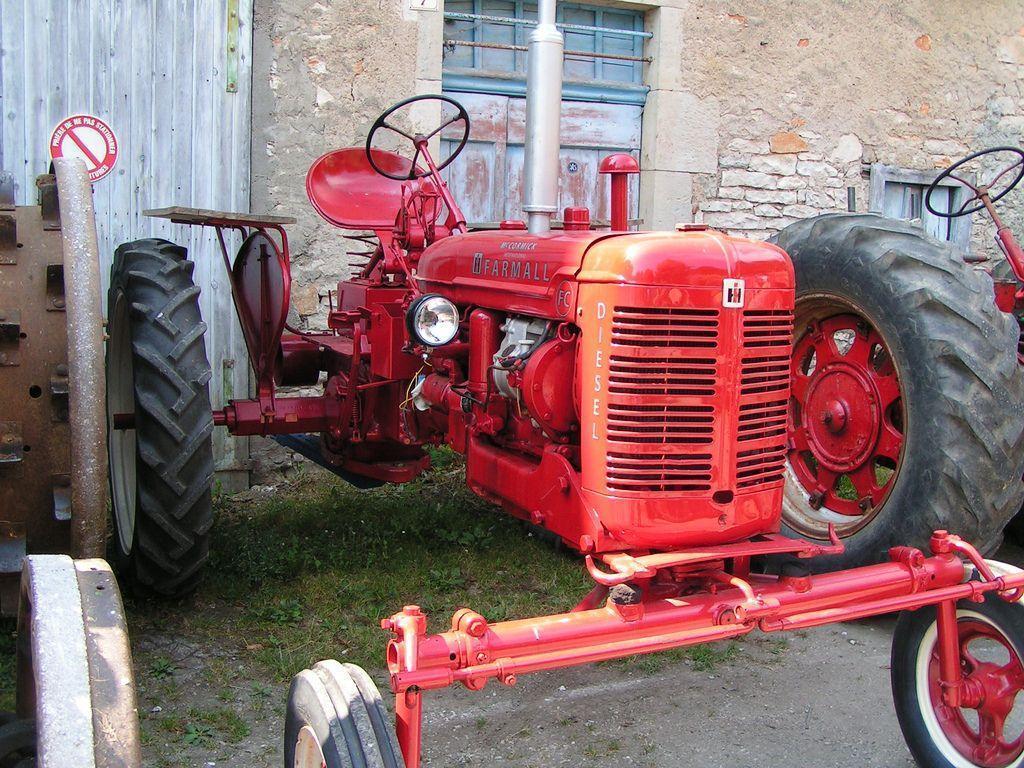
left=128, top=449, right=587, bottom=681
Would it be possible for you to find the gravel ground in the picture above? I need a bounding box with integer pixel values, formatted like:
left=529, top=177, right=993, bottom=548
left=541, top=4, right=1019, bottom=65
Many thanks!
left=137, top=544, right=1024, bottom=767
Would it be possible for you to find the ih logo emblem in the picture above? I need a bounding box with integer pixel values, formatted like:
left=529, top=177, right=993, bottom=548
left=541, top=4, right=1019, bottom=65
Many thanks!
left=723, top=278, right=745, bottom=308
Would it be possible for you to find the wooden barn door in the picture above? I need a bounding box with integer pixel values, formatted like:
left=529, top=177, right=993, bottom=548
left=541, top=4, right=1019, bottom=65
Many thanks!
left=0, top=0, right=254, bottom=488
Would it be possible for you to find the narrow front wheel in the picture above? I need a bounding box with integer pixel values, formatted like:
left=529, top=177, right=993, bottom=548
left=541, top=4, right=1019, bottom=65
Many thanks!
left=892, top=589, right=1024, bottom=768
left=285, top=661, right=405, bottom=768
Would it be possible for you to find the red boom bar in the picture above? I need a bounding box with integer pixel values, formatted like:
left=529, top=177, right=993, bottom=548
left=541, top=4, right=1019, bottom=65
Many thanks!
left=381, top=531, right=1024, bottom=768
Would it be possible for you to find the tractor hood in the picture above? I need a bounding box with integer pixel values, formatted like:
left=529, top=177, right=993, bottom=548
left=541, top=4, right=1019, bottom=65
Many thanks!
left=414, top=227, right=793, bottom=320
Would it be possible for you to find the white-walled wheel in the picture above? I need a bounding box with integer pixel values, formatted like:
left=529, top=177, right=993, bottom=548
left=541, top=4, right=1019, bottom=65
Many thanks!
left=16, top=555, right=141, bottom=767
left=284, top=661, right=405, bottom=768
left=892, top=594, right=1024, bottom=768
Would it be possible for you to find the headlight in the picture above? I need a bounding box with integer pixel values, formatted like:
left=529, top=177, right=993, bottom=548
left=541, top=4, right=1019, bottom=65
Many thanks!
left=407, top=295, right=460, bottom=347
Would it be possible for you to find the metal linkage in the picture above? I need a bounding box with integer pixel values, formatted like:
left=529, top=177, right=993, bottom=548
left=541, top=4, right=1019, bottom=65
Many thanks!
left=443, top=11, right=653, bottom=39
left=381, top=530, right=1024, bottom=768
left=446, top=39, right=652, bottom=64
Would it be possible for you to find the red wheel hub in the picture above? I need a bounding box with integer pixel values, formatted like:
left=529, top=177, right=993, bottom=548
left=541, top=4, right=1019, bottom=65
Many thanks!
left=928, top=619, right=1024, bottom=767
left=788, top=312, right=904, bottom=522
left=803, top=363, right=880, bottom=472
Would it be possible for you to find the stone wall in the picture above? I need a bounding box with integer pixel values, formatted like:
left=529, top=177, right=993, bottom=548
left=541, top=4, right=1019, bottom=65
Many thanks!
left=669, top=3, right=1024, bottom=258
left=246, top=0, right=1024, bottom=478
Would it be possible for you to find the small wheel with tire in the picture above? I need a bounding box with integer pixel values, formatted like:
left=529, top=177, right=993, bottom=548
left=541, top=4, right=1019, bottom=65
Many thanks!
left=892, top=585, right=1024, bottom=768
left=773, top=213, right=1024, bottom=569
left=106, top=238, right=215, bottom=596
left=285, top=660, right=405, bottom=768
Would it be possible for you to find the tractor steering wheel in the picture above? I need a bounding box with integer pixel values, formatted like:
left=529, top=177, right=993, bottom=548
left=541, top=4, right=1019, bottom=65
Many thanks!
left=925, top=146, right=1024, bottom=218
left=365, top=95, right=471, bottom=181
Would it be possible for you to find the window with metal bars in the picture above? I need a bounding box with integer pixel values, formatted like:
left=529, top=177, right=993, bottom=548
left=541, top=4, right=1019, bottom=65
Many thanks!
left=869, top=163, right=973, bottom=251
left=442, top=0, right=648, bottom=98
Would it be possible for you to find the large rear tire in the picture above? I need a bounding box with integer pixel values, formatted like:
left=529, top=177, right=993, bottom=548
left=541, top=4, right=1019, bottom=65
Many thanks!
left=106, top=238, right=215, bottom=596
left=773, top=213, right=1024, bottom=570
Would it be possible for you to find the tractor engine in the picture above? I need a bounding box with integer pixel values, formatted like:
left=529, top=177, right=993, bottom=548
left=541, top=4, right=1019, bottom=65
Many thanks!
left=293, top=9, right=795, bottom=557
left=398, top=224, right=796, bottom=554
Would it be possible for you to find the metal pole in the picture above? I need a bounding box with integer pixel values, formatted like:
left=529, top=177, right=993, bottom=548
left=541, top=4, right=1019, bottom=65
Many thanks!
left=53, top=158, right=109, bottom=558
left=523, top=0, right=564, bottom=234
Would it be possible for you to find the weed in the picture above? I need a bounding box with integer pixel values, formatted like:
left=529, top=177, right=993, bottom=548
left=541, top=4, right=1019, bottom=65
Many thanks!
left=250, top=682, right=272, bottom=699
left=428, top=566, right=465, bottom=591
left=187, top=707, right=252, bottom=743
left=583, top=738, right=623, bottom=759
left=249, top=598, right=304, bottom=626
left=0, top=621, right=16, bottom=711
left=688, top=642, right=740, bottom=672
left=148, top=656, right=176, bottom=680
left=183, top=723, right=215, bottom=746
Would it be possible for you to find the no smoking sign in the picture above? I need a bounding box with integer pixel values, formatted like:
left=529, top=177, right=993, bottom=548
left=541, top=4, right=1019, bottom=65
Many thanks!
left=49, top=114, right=119, bottom=182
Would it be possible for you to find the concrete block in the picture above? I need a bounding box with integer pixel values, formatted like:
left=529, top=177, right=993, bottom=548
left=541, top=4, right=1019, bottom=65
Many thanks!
left=777, top=176, right=807, bottom=190
left=769, top=132, right=809, bottom=153
left=746, top=188, right=797, bottom=204
left=644, top=7, right=686, bottom=92
left=639, top=170, right=694, bottom=230
left=782, top=204, right=823, bottom=219
left=641, top=91, right=719, bottom=174
left=703, top=211, right=762, bottom=229
left=749, top=154, right=799, bottom=175
left=832, top=134, right=863, bottom=163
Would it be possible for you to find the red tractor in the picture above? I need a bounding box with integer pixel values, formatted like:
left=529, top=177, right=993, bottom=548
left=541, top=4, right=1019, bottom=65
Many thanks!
left=89, top=2, right=1024, bottom=766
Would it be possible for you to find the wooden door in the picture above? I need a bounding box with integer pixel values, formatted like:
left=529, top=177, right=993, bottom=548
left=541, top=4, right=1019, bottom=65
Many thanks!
left=0, top=0, right=254, bottom=486
left=442, top=92, right=641, bottom=227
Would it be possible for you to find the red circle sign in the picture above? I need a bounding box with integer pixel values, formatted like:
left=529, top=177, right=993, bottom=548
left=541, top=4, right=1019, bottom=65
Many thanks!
left=49, top=115, right=119, bottom=182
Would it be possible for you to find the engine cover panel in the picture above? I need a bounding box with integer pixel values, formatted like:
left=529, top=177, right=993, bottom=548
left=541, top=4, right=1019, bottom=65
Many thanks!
left=415, top=229, right=619, bottom=319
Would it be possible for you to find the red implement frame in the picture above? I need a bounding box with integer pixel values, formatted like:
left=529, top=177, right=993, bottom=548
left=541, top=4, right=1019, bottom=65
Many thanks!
left=382, top=530, right=1024, bottom=768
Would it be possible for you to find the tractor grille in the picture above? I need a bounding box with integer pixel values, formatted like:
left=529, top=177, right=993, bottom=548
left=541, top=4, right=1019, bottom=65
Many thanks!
left=610, top=307, right=719, bottom=348
left=606, top=451, right=713, bottom=493
left=604, top=306, right=720, bottom=493
left=735, top=309, right=793, bottom=488
left=736, top=446, right=788, bottom=489
left=608, top=356, right=716, bottom=397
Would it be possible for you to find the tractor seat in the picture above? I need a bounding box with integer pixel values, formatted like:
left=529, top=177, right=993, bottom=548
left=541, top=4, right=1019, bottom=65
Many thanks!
left=306, top=147, right=421, bottom=231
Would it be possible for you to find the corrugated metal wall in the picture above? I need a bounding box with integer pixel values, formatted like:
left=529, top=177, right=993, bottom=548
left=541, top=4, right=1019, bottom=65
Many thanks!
left=0, top=0, right=254, bottom=485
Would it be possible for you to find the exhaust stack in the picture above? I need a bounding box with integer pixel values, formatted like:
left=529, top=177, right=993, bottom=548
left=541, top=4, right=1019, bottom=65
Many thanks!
left=523, top=0, right=564, bottom=235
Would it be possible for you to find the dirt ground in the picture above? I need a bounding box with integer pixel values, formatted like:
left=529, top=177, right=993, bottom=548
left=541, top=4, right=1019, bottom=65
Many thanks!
left=133, top=612, right=913, bottom=768
left=126, top=470, right=1024, bottom=768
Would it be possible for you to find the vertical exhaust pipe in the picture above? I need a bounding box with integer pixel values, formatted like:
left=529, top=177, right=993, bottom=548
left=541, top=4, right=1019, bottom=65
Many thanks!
left=523, top=0, right=564, bottom=235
